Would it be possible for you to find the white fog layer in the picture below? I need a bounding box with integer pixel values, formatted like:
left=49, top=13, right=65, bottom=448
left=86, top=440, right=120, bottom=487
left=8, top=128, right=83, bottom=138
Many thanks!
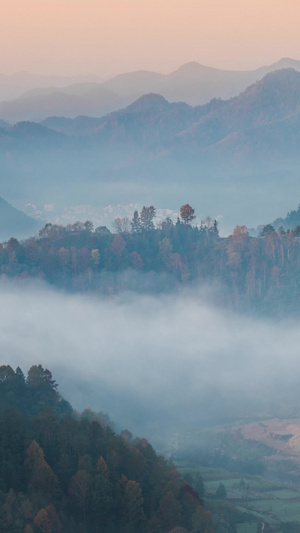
left=0, top=281, right=299, bottom=442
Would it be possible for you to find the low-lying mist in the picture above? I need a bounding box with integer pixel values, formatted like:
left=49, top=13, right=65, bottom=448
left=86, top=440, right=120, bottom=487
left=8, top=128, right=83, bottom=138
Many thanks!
left=1, top=280, right=299, bottom=448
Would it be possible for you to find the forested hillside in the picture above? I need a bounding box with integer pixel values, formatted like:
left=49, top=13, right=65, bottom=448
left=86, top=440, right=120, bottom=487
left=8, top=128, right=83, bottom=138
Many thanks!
left=1, top=205, right=300, bottom=315
left=0, top=364, right=213, bottom=533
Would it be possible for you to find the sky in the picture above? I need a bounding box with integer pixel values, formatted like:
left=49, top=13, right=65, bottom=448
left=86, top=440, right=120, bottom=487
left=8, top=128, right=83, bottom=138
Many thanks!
left=2, top=0, right=300, bottom=77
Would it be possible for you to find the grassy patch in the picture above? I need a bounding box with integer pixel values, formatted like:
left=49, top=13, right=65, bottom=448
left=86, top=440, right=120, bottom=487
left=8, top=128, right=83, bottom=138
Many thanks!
left=236, top=523, right=258, bottom=533
left=267, top=489, right=300, bottom=500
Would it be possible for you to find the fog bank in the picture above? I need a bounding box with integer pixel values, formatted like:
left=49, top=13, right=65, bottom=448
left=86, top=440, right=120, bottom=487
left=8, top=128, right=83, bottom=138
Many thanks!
left=0, top=281, right=299, bottom=444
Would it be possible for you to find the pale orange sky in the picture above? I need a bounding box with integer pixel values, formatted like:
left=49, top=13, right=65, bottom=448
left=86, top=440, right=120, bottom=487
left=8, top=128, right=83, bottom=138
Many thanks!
left=1, top=0, right=300, bottom=77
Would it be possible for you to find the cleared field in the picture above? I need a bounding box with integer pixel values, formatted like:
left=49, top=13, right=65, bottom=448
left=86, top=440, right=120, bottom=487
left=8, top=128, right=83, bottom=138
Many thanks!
left=205, top=478, right=242, bottom=490
left=267, top=489, right=300, bottom=500
left=250, top=498, right=300, bottom=522
left=176, top=419, right=300, bottom=531
left=236, top=523, right=259, bottom=533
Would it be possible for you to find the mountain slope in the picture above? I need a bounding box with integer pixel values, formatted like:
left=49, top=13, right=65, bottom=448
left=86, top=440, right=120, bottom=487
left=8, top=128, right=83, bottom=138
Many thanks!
left=0, top=71, right=102, bottom=101
left=1, top=57, right=300, bottom=121
left=100, top=57, right=300, bottom=106
left=44, top=69, right=300, bottom=159
left=1, top=68, right=300, bottom=233
left=166, top=68, right=300, bottom=156
left=0, top=196, right=41, bottom=241
left=0, top=86, right=124, bottom=122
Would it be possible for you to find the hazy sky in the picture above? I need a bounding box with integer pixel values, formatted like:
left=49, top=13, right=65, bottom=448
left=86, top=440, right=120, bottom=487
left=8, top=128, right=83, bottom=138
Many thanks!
left=2, top=0, right=300, bottom=77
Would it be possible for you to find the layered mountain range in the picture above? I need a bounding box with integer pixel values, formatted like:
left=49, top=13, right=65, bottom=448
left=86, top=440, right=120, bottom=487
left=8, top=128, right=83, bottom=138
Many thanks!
left=1, top=66, right=300, bottom=231
left=1, top=68, right=299, bottom=160
left=1, top=57, right=300, bottom=121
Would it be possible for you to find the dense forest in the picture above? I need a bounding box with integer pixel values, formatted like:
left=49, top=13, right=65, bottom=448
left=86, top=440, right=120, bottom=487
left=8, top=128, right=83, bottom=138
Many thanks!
left=0, top=364, right=214, bottom=533
left=1, top=204, right=300, bottom=314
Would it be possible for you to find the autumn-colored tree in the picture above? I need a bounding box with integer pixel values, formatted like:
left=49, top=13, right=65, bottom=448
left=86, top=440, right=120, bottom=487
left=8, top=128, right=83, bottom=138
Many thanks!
left=90, top=248, right=100, bottom=266
left=191, top=506, right=214, bottom=533
left=25, top=440, right=60, bottom=497
left=180, top=204, right=195, bottom=225
left=45, top=504, right=63, bottom=533
left=34, top=508, right=52, bottom=533
left=20, top=498, right=34, bottom=521
left=96, top=456, right=109, bottom=478
left=233, top=225, right=249, bottom=238
left=110, top=234, right=126, bottom=256
left=24, top=525, right=34, bottom=533
left=121, top=479, right=145, bottom=527
left=227, top=225, right=250, bottom=272
left=27, top=365, right=57, bottom=393
left=3, top=488, right=17, bottom=525
left=0, top=364, right=15, bottom=384
left=130, top=251, right=144, bottom=269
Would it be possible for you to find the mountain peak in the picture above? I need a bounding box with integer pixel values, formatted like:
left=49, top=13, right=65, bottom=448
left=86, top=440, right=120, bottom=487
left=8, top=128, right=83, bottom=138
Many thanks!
left=272, top=57, right=300, bottom=69
left=125, top=93, right=169, bottom=114
left=240, top=68, right=300, bottom=100
left=170, top=61, right=219, bottom=77
left=0, top=196, right=40, bottom=241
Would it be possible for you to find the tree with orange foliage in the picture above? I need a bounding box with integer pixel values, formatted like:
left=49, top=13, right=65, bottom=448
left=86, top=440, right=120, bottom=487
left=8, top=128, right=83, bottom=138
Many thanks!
left=180, top=204, right=195, bottom=225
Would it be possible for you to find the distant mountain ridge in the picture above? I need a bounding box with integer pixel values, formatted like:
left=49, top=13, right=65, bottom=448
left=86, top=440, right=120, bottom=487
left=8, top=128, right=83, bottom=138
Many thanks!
left=0, top=197, right=41, bottom=241
left=1, top=67, right=300, bottom=233
left=33, top=68, right=300, bottom=161
left=0, top=72, right=102, bottom=101
left=1, top=57, right=300, bottom=121
left=0, top=68, right=299, bottom=160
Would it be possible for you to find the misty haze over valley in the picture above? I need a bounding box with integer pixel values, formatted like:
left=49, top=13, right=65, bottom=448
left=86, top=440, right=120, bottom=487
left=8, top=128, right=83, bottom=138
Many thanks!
left=2, top=281, right=300, bottom=444
left=2, top=52, right=300, bottom=532
left=2, top=58, right=300, bottom=439
left=1, top=61, right=300, bottom=236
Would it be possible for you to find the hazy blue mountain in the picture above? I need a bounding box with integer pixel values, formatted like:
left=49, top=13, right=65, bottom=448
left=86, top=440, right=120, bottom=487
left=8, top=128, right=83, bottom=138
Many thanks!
left=39, top=93, right=225, bottom=140
left=2, top=68, right=300, bottom=161
left=0, top=86, right=124, bottom=122
left=165, top=68, right=300, bottom=157
left=0, top=121, right=67, bottom=148
left=1, top=58, right=300, bottom=122
left=0, top=72, right=102, bottom=101
left=41, top=69, right=299, bottom=159
left=1, top=68, right=300, bottom=233
left=101, top=69, right=164, bottom=98
left=100, top=57, right=300, bottom=105
left=154, top=59, right=300, bottom=105
left=0, top=119, right=11, bottom=129
left=0, top=197, right=41, bottom=241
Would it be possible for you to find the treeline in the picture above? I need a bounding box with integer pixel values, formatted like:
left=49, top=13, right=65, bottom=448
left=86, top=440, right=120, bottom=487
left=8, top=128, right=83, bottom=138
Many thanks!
left=0, top=364, right=213, bottom=533
left=1, top=205, right=300, bottom=313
